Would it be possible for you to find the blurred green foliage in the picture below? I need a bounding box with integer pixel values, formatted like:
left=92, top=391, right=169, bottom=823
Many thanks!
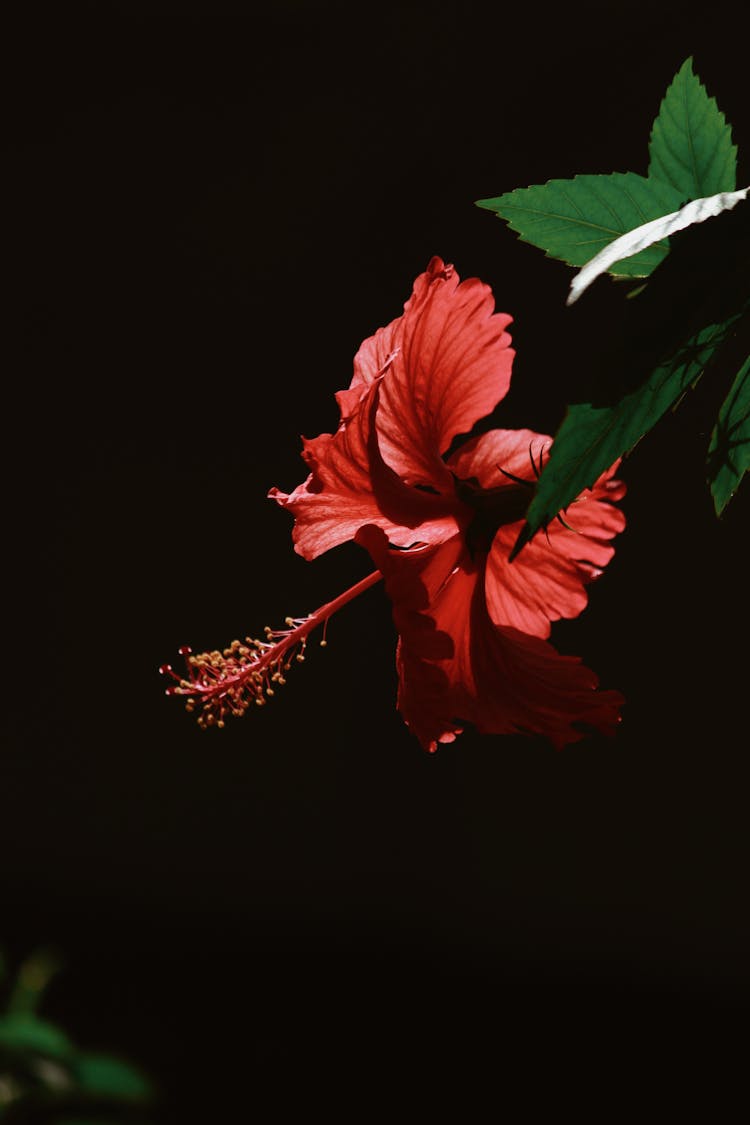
left=0, top=948, right=156, bottom=1124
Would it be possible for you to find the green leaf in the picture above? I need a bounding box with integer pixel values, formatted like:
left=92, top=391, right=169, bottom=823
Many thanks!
left=0, top=1012, right=74, bottom=1060
left=567, top=188, right=748, bottom=306
left=476, top=173, right=684, bottom=276
left=648, top=56, right=737, bottom=198
left=512, top=319, right=740, bottom=555
left=708, top=354, right=750, bottom=513
left=72, top=1053, right=152, bottom=1101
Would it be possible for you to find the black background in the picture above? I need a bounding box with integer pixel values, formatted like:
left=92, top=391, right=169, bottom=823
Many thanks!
left=5, top=1, right=749, bottom=1118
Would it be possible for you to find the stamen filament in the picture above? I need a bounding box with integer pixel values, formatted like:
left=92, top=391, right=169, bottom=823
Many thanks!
left=159, top=569, right=383, bottom=729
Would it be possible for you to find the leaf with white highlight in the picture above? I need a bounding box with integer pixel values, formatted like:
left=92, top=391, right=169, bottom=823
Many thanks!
left=476, top=173, right=684, bottom=277
left=514, top=196, right=750, bottom=550
left=567, top=187, right=749, bottom=305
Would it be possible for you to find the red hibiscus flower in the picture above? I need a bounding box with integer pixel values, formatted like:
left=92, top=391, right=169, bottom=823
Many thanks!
left=162, top=257, right=625, bottom=752
left=268, top=256, right=626, bottom=750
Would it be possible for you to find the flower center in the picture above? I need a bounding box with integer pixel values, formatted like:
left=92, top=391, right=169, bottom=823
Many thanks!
left=455, top=475, right=533, bottom=555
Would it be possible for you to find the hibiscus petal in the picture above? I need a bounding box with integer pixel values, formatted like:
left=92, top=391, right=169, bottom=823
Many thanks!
left=356, top=525, right=624, bottom=752
left=449, top=429, right=626, bottom=638
left=269, top=378, right=461, bottom=560
left=352, top=257, right=515, bottom=491
left=271, top=258, right=514, bottom=560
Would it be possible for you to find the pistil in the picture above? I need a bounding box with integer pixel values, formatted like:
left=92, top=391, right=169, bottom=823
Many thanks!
left=160, top=570, right=383, bottom=729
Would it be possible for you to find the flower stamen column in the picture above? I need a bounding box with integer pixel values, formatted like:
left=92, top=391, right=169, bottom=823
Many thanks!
left=160, top=570, right=382, bottom=728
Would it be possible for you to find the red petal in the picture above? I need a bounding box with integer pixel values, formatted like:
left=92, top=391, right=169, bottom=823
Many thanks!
left=269, top=379, right=461, bottom=560
left=351, top=257, right=514, bottom=490
left=271, top=258, right=512, bottom=560
left=449, top=429, right=626, bottom=638
left=356, top=524, right=624, bottom=752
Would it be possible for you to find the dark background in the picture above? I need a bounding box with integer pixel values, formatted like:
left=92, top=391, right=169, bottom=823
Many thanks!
left=5, top=1, right=749, bottom=1118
